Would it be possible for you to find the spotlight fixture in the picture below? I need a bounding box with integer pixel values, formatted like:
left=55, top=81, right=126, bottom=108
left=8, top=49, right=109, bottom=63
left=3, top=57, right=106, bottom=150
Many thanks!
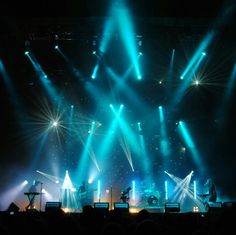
left=52, top=121, right=58, bottom=127
left=175, top=121, right=180, bottom=127
left=25, top=39, right=30, bottom=47
left=54, top=34, right=59, bottom=40
left=92, top=40, right=96, bottom=46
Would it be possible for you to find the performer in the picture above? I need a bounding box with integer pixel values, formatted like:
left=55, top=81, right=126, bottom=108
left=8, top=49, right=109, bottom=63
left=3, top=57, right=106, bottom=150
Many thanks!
left=25, top=180, right=41, bottom=210
left=203, top=178, right=217, bottom=203
left=78, top=180, right=89, bottom=207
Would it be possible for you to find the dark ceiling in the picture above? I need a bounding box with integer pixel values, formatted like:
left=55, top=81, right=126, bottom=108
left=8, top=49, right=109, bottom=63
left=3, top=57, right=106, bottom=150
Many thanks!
left=0, top=0, right=233, bottom=17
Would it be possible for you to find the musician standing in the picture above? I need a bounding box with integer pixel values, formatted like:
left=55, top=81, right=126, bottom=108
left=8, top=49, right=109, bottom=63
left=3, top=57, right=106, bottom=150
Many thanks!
left=204, top=178, right=217, bottom=203
left=26, top=180, right=41, bottom=210
left=78, top=180, right=88, bottom=208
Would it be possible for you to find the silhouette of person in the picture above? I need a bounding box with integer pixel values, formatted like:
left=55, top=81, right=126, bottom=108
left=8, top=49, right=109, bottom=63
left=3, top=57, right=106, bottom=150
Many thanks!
left=204, top=178, right=217, bottom=203
left=25, top=180, right=41, bottom=210
left=78, top=180, right=89, bottom=207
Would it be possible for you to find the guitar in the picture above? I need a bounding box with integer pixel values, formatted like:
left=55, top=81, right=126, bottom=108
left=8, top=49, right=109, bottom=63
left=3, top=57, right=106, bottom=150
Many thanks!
left=78, top=191, right=87, bottom=199
left=78, top=188, right=97, bottom=200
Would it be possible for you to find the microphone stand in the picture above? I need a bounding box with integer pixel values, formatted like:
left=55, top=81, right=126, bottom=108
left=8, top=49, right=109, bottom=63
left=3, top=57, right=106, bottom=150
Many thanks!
left=39, top=182, right=43, bottom=212
left=110, top=185, right=113, bottom=210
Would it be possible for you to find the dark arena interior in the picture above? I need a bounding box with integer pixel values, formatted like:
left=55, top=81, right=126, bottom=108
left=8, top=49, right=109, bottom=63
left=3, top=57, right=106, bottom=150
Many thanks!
left=0, top=0, right=236, bottom=234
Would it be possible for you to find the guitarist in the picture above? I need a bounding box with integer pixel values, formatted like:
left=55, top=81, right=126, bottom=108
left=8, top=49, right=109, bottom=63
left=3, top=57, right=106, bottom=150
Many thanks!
left=203, top=178, right=217, bottom=203
left=78, top=180, right=89, bottom=207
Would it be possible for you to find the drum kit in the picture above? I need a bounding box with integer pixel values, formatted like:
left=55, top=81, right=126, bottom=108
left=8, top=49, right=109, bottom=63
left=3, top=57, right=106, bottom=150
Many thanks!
left=140, top=188, right=161, bottom=206
left=120, top=186, right=132, bottom=203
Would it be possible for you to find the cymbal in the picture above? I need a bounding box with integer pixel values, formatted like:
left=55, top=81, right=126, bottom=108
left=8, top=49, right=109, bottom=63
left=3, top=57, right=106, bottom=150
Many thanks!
left=144, top=189, right=152, bottom=193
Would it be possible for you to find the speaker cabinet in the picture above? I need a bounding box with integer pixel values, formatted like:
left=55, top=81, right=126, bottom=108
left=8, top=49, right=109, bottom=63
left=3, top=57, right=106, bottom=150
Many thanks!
left=94, top=202, right=109, bottom=213
left=7, top=202, right=20, bottom=214
left=222, top=201, right=236, bottom=211
left=113, top=202, right=129, bottom=212
left=164, top=202, right=180, bottom=212
left=45, top=201, right=62, bottom=212
left=205, top=202, right=222, bottom=212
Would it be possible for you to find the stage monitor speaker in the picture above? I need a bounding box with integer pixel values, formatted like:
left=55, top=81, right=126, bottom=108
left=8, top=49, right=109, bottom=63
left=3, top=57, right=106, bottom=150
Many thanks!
left=45, top=201, right=62, bottom=212
left=7, top=202, right=20, bottom=214
left=222, top=201, right=236, bottom=210
left=94, top=202, right=109, bottom=212
left=164, top=202, right=180, bottom=213
left=113, top=202, right=129, bottom=212
left=205, top=202, right=222, bottom=212
left=146, top=207, right=163, bottom=213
